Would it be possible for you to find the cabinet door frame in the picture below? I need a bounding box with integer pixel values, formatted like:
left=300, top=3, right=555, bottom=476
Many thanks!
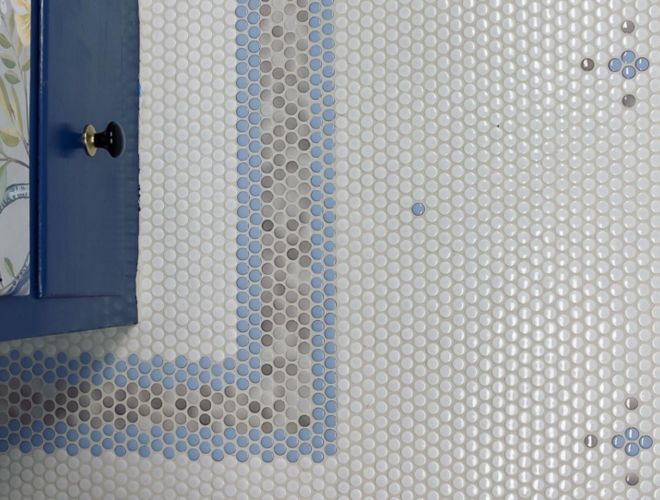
left=0, top=0, right=139, bottom=341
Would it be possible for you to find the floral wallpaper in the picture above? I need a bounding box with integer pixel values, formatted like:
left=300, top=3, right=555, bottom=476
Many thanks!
left=0, top=0, right=29, bottom=296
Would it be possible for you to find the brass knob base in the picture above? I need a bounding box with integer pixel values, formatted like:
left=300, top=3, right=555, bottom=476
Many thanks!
left=82, top=124, right=97, bottom=157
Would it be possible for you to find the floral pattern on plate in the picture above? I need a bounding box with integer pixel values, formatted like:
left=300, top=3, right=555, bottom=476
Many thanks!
left=0, top=0, right=29, bottom=296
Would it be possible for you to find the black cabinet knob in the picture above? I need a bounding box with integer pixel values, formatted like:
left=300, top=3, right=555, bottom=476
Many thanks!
left=82, top=122, right=125, bottom=158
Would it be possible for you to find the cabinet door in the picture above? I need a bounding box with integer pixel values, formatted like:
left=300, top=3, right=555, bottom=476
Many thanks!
left=0, top=0, right=139, bottom=340
left=37, top=0, right=139, bottom=298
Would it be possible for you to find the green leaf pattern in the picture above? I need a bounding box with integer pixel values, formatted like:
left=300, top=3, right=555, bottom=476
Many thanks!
left=0, top=0, right=29, bottom=296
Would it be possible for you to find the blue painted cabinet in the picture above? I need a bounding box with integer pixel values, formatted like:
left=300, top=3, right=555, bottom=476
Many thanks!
left=0, top=0, right=139, bottom=340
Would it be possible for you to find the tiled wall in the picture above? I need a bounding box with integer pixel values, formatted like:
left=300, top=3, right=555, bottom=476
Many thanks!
left=1, top=0, right=659, bottom=498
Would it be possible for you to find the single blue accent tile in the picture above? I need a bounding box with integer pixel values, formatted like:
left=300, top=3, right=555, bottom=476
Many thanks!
left=286, top=436, right=298, bottom=448
left=127, top=440, right=138, bottom=452
left=625, top=427, right=639, bottom=441
left=622, top=65, right=636, bottom=79
left=164, top=447, right=175, bottom=459
left=635, top=57, right=649, bottom=71
left=639, top=435, right=653, bottom=449
left=115, top=445, right=127, bottom=457
left=622, top=50, right=636, bottom=64
left=412, top=202, right=426, bottom=216
left=139, top=446, right=151, bottom=458
left=163, top=377, right=174, bottom=389
left=625, top=442, right=640, bottom=456
left=608, top=58, right=622, bottom=72
left=102, top=438, right=113, bottom=450
left=212, top=449, right=224, bottom=461
left=91, top=444, right=102, bottom=457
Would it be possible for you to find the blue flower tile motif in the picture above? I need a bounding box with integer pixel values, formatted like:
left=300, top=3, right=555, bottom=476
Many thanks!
left=609, top=50, right=650, bottom=79
left=611, top=427, right=653, bottom=456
